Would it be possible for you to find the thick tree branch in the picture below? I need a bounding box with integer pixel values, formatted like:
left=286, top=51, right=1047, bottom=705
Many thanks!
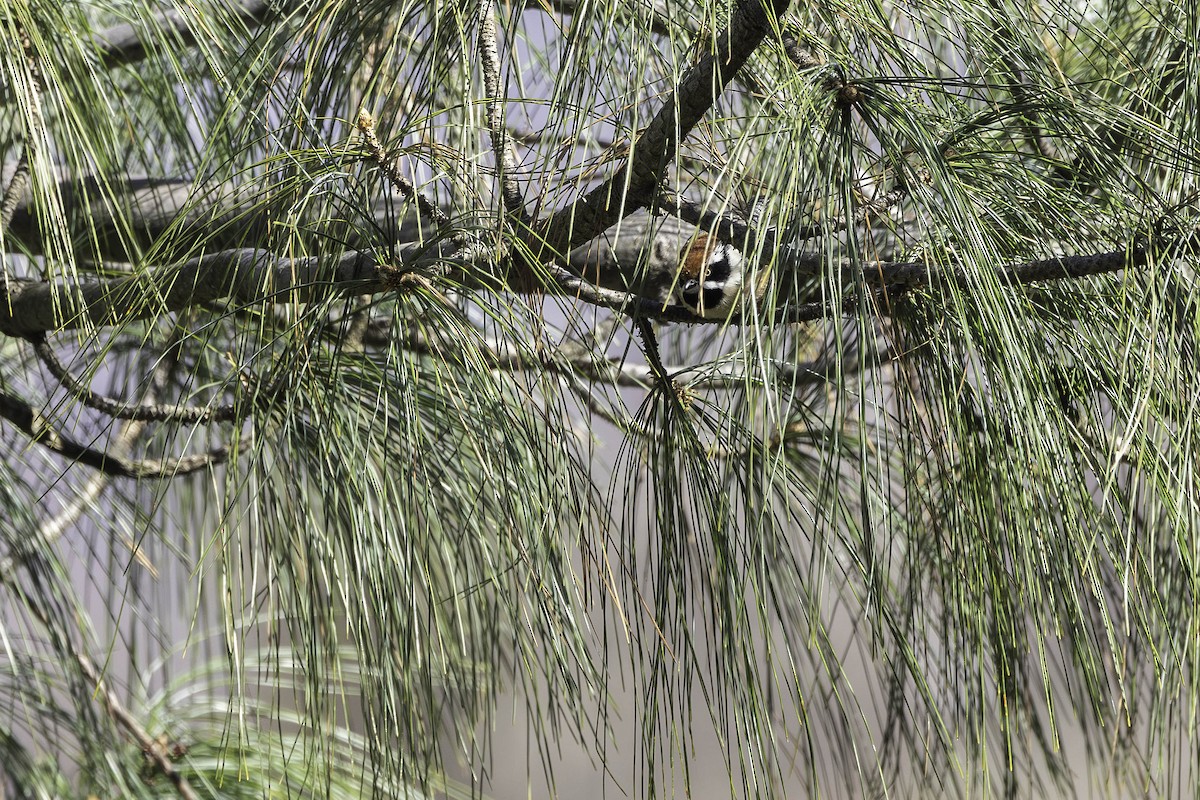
left=0, top=248, right=388, bottom=335
left=0, top=234, right=1144, bottom=337
left=537, top=0, right=791, bottom=258
left=94, top=0, right=275, bottom=69
left=2, top=173, right=429, bottom=262
left=4, top=176, right=264, bottom=260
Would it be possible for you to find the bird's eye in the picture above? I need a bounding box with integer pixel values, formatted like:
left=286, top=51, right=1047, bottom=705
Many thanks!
left=705, top=249, right=733, bottom=283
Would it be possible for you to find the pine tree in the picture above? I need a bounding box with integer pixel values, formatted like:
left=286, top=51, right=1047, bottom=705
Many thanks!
left=2, top=0, right=1197, bottom=796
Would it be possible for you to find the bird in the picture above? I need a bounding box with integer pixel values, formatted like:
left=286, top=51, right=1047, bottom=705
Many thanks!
left=675, top=231, right=752, bottom=319
left=565, top=214, right=772, bottom=319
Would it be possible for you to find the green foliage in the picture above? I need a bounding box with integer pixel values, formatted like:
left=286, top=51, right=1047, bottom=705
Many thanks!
left=2, top=0, right=1199, bottom=797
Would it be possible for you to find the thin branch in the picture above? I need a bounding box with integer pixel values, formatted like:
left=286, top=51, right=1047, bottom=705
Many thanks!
left=981, top=0, right=1061, bottom=161
left=478, top=0, right=528, bottom=222
left=394, top=317, right=832, bottom=388
left=661, top=174, right=910, bottom=252
left=537, top=0, right=793, bottom=257
left=30, top=334, right=242, bottom=424
left=356, top=110, right=456, bottom=236
left=75, top=653, right=197, bottom=800
left=507, top=127, right=614, bottom=151
left=537, top=0, right=674, bottom=37
left=18, top=328, right=191, bottom=569
left=633, top=317, right=673, bottom=390
left=341, top=295, right=375, bottom=351
left=562, top=368, right=650, bottom=437
left=549, top=264, right=872, bottom=324
left=36, top=469, right=109, bottom=544
left=780, top=30, right=822, bottom=71
left=2, top=24, right=42, bottom=234
left=2, top=588, right=198, bottom=800
left=0, top=389, right=240, bottom=479
left=865, top=247, right=1142, bottom=288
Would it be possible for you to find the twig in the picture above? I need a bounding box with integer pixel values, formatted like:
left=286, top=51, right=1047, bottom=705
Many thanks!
left=2, top=25, right=42, bottom=234
left=561, top=368, right=651, bottom=438
left=3, top=589, right=198, bottom=800
left=865, top=247, right=1142, bottom=288
left=981, top=0, right=1060, bottom=161
left=36, top=331, right=185, bottom=541
left=75, top=653, right=197, bottom=800
left=633, top=317, right=674, bottom=391
left=356, top=110, right=456, bottom=236
left=30, top=333, right=242, bottom=424
left=507, top=127, right=614, bottom=151
left=478, top=0, right=528, bottom=222
left=394, top=319, right=774, bottom=388
left=780, top=30, right=822, bottom=71
left=341, top=295, right=375, bottom=351
left=0, top=389, right=242, bottom=479
left=1, top=329, right=195, bottom=578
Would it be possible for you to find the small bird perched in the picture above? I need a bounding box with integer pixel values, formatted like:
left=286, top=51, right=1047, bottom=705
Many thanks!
left=565, top=214, right=772, bottom=319
left=675, top=232, right=753, bottom=319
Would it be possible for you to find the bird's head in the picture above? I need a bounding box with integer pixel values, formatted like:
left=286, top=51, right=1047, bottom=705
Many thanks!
left=676, top=232, right=746, bottom=319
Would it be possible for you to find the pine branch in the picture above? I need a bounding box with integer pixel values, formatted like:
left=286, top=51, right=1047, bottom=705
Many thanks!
left=29, top=333, right=243, bottom=424
left=478, top=0, right=528, bottom=222
left=0, top=389, right=240, bottom=479
left=0, top=236, right=1147, bottom=337
left=94, top=0, right=276, bottom=69
left=0, top=247, right=388, bottom=335
left=0, top=151, right=30, bottom=233
left=536, top=0, right=792, bottom=258
left=34, top=327, right=191, bottom=540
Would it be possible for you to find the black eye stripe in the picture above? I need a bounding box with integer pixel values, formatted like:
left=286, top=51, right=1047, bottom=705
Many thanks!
left=704, top=255, right=732, bottom=282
